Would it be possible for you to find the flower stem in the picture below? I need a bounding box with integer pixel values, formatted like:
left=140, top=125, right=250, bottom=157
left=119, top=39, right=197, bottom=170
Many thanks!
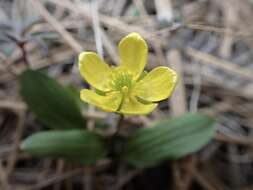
left=115, top=114, right=124, bottom=134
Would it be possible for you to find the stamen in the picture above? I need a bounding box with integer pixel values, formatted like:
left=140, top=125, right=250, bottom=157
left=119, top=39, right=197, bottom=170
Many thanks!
left=110, top=70, right=133, bottom=92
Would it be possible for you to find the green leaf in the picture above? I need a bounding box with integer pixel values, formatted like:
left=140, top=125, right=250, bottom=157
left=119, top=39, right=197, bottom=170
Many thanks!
left=65, top=84, right=87, bottom=109
left=123, top=113, right=216, bottom=168
left=21, top=130, right=107, bottom=165
left=20, top=69, right=85, bottom=129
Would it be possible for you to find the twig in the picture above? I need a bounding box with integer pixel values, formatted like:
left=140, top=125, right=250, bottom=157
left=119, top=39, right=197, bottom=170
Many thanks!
left=132, top=0, right=148, bottom=16
left=113, top=169, right=142, bottom=190
left=6, top=111, right=25, bottom=177
left=53, top=159, right=65, bottom=190
left=0, top=100, right=26, bottom=111
left=189, top=62, right=201, bottom=112
left=167, top=49, right=187, bottom=116
left=154, top=0, right=173, bottom=23
left=101, top=30, right=120, bottom=64
left=30, top=0, right=83, bottom=53
left=186, top=164, right=221, bottom=190
left=186, top=23, right=253, bottom=37
left=90, top=0, right=103, bottom=58
left=27, top=169, right=83, bottom=190
left=83, top=166, right=93, bottom=190
left=45, top=0, right=163, bottom=46
left=0, top=161, right=10, bottom=190
left=219, top=0, right=238, bottom=58
left=187, top=47, right=253, bottom=81
left=172, top=162, right=184, bottom=190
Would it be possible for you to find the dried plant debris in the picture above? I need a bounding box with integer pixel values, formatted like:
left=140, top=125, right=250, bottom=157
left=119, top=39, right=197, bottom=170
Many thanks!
left=0, top=0, right=253, bottom=189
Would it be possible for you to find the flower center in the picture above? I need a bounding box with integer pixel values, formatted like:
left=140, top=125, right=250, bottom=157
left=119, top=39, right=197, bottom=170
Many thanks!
left=110, top=71, right=133, bottom=94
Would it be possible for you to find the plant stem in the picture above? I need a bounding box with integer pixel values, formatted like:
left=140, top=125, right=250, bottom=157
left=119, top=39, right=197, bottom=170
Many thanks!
left=83, top=166, right=93, bottom=190
left=115, top=114, right=124, bottom=134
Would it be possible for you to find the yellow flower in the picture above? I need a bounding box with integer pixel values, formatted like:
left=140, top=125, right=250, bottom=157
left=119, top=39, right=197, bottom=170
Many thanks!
left=79, top=33, right=177, bottom=115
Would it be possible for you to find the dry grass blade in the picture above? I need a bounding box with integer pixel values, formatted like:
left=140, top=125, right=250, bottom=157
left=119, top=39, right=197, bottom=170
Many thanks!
left=167, top=49, right=187, bottom=116
left=187, top=47, right=253, bottom=81
left=30, top=0, right=83, bottom=53
left=0, top=0, right=253, bottom=189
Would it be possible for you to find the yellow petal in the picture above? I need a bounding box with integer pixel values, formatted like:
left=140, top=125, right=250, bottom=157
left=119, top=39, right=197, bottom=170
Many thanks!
left=118, top=33, right=147, bottom=79
left=80, top=89, right=122, bottom=112
left=79, top=52, right=112, bottom=91
left=134, top=66, right=177, bottom=102
left=119, top=96, right=157, bottom=115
